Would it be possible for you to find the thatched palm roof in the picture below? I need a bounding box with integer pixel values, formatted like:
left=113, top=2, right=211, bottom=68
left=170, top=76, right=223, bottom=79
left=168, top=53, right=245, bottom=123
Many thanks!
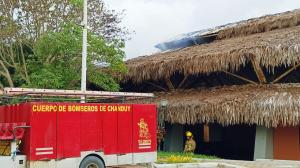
left=131, top=84, right=300, bottom=127
left=218, top=9, right=300, bottom=39
left=126, top=25, right=300, bottom=83
left=125, top=9, right=300, bottom=83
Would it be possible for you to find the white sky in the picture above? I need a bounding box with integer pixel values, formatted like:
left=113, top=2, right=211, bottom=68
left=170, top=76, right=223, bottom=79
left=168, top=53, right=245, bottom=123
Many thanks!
left=103, top=0, right=300, bottom=60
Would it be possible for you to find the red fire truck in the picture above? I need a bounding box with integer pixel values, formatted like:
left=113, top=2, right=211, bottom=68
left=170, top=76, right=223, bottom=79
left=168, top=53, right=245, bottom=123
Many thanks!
left=0, top=88, right=157, bottom=168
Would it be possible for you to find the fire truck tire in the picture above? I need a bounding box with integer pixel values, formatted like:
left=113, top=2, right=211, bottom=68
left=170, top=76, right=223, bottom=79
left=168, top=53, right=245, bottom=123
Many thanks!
left=80, top=156, right=105, bottom=168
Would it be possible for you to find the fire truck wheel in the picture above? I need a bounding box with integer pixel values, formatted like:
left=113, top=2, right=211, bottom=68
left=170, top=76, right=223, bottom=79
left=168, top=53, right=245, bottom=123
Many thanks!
left=80, top=156, right=105, bottom=168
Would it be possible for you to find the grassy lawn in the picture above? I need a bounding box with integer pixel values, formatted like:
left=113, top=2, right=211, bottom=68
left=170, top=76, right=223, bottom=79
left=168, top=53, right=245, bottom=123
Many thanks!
left=157, top=151, right=220, bottom=164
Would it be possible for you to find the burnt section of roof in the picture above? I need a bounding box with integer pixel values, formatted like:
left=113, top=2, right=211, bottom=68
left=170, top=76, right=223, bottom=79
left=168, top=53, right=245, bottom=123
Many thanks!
left=155, top=30, right=217, bottom=51
left=155, top=9, right=300, bottom=52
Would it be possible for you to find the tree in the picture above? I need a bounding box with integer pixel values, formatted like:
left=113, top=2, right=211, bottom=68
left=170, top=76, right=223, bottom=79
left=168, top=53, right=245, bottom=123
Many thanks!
left=28, top=23, right=125, bottom=91
left=0, top=0, right=128, bottom=41
left=0, top=0, right=127, bottom=91
left=0, top=41, right=32, bottom=87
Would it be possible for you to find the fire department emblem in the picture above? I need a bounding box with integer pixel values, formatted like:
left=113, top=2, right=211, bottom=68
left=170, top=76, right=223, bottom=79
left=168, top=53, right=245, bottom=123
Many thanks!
left=137, top=118, right=151, bottom=149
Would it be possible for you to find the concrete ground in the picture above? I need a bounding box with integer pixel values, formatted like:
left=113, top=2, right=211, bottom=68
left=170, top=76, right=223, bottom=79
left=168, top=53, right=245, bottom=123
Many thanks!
left=109, top=159, right=300, bottom=168
left=108, top=165, right=147, bottom=168
left=108, top=159, right=300, bottom=168
left=151, top=159, right=300, bottom=168
left=204, top=159, right=300, bottom=168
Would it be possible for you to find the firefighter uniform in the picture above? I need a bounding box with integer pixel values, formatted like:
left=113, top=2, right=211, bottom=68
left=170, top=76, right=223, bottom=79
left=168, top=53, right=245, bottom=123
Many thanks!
left=184, top=131, right=196, bottom=153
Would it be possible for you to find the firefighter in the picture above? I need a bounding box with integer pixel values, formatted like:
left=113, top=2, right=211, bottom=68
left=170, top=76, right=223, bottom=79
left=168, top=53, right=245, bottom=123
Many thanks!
left=184, top=131, right=196, bottom=153
left=157, top=127, right=166, bottom=151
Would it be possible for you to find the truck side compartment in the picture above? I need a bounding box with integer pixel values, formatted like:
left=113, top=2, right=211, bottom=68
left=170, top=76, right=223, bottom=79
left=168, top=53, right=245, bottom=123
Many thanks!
left=0, top=102, right=157, bottom=167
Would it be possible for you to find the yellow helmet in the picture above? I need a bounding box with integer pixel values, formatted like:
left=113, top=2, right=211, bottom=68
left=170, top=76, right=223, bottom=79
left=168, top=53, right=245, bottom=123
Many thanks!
left=186, top=131, right=192, bottom=137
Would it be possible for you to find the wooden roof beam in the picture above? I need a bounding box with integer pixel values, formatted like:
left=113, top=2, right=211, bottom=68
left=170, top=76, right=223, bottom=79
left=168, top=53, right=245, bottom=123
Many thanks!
left=222, top=70, right=258, bottom=85
left=146, top=81, right=168, bottom=92
left=272, top=62, right=300, bottom=84
left=165, top=77, right=175, bottom=91
left=177, top=76, right=188, bottom=89
left=250, top=56, right=267, bottom=84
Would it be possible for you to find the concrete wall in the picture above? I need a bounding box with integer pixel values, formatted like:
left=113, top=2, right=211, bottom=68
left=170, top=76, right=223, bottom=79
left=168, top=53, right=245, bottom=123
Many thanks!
left=164, top=124, right=184, bottom=152
left=254, top=126, right=273, bottom=160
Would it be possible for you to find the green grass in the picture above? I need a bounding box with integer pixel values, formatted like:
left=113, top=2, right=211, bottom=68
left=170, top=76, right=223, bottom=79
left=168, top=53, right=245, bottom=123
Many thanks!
left=158, top=151, right=220, bottom=159
left=157, top=151, right=220, bottom=164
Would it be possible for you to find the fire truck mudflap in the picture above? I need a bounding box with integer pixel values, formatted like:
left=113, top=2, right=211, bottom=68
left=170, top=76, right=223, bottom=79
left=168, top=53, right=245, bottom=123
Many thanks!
left=0, top=102, right=157, bottom=168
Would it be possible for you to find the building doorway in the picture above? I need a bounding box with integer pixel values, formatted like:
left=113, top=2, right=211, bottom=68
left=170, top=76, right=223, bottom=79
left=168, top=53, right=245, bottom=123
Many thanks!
left=186, top=124, right=256, bottom=160
left=164, top=123, right=256, bottom=160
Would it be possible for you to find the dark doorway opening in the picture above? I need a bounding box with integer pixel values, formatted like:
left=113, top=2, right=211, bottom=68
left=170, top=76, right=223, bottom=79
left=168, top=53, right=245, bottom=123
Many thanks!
left=183, top=124, right=256, bottom=160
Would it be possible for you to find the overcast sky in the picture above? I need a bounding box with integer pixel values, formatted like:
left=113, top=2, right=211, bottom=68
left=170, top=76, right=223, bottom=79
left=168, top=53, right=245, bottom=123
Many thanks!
left=103, top=0, right=300, bottom=60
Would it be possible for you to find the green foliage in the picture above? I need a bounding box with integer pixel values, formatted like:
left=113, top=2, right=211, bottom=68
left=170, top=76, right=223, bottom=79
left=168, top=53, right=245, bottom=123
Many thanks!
left=0, top=16, right=19, bottom=39
left=26, top=23, right=125, bottom=91
left=88, top=70, right=120, bottom=91
left=27, top=64, right=80, bottom=89
left=157, top=155, right=194, bottom=164
left=0, top=0, right=127, bottom=92
left=28, top=68, right=64, bottom=89
left=69, top=0, right=83, bottom=8
left=34, top=23, right=83, bottom=64
left=157, top=152, right=220, bottom=163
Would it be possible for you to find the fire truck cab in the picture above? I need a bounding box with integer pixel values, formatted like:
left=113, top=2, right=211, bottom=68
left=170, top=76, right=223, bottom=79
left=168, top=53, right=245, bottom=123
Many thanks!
left=0, top=88, right=157, bottom=168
